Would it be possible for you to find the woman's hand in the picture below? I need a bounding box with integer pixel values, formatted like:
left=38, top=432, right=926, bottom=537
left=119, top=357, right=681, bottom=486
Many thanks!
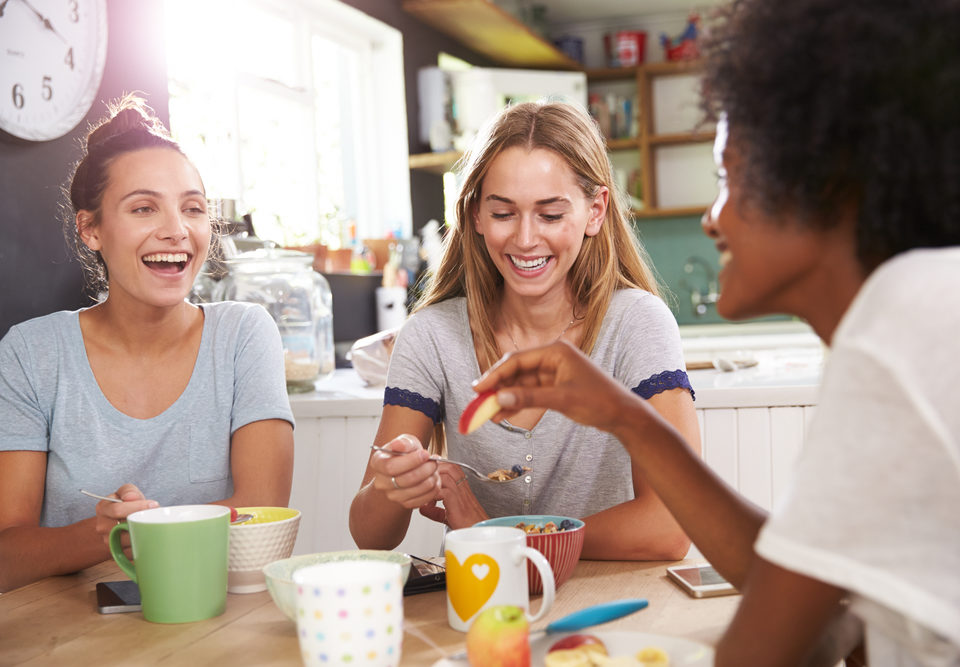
left=419, top=463, right=488, bottom=529
left=474, top=340, right=643, bottom=437
left=369, top=434, right=441, bottom=509
left=93, top=483, right=158, bottom=553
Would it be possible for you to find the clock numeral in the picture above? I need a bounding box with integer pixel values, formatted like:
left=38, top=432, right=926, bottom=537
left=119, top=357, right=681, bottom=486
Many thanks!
left=68, top=0, right=79, bottom=22
left=65, top=47, right=75, bottom=70
left=12, top=84, right=25, bottom=110
left=42, top=76, right=53, bottom=101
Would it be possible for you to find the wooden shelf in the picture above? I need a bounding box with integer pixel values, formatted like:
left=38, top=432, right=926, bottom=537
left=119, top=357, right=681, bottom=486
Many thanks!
left=401, top=0, right=580, bottom=69
left=638, top=60, right=711, bottom=212
left=606, top=137, right=640, bottom=151
left=585, top=66, right=640, bottom=82
left=408, top=150, right=463, bottom=174
left=632, top=205, right=708, bottom=220
left=649, top=131, right=716, bottom=146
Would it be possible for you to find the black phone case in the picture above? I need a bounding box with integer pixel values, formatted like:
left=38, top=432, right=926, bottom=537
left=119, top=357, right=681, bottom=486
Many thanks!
left=96, top=580, right=142, bottom=613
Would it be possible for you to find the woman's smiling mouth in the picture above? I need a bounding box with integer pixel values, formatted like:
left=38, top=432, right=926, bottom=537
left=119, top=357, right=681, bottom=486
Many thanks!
left=142, top=252, right=189, bottom=273
left=508, top=255, right=551, bottom=271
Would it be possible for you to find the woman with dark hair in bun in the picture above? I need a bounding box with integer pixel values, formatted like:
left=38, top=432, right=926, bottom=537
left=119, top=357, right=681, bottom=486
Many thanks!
left=0, top=96, right=294, bottom=592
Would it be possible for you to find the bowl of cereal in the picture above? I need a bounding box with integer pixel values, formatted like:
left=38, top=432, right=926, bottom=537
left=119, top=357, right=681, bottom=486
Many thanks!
left=474, top=514, right=585, bottom=594
left=228, top=507, right=301, bottom=594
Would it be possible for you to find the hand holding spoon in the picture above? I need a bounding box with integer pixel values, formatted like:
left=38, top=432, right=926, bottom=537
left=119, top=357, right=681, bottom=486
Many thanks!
left=79, top=489, right=253, bottom=523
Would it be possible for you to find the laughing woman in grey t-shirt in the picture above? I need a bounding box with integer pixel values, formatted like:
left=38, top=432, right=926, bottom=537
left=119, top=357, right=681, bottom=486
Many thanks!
left=349, top=101, right=699, bottom=560
left=0, top=97, right=294, bottom=593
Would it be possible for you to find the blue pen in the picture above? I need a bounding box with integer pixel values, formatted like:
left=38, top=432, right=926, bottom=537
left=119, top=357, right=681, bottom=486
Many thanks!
left=447, top=598, right=649, bottom=661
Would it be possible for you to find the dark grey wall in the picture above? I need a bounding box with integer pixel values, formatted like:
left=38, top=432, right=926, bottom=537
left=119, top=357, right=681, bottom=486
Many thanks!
left=0, top=0, right=169, bottom=337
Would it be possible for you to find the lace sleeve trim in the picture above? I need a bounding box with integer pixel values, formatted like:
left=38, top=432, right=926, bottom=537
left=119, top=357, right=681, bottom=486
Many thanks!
left=383, top=387, right=444, bottom=424
left=631, top=369, right=695, bottom=401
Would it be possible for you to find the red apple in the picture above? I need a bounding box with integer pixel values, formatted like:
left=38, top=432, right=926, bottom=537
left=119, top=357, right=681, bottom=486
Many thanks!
left=548, top=634, right=606, bottom=653
left=458, top=390, right=501, bottom=435
left=465, top=604, right=530, bottom=667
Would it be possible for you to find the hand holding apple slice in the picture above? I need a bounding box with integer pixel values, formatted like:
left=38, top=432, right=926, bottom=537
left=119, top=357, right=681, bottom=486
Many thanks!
left=459, top=390, right=502, bottom=435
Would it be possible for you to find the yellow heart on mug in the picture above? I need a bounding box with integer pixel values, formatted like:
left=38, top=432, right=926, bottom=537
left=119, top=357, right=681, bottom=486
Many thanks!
left=446, top=552, right=500, bottom=622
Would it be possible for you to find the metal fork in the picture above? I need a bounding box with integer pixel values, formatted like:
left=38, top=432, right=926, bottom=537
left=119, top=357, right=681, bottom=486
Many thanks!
left=369, top=445, right=526, bottom=484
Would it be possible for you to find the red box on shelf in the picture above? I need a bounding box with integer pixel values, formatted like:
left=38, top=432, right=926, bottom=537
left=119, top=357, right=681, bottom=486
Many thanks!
left=605, top=30, right=647, bottom=67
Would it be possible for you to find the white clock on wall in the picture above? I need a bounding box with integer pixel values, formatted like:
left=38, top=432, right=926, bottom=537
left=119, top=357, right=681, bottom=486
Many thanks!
left=0, top=0, right=108, bottom=142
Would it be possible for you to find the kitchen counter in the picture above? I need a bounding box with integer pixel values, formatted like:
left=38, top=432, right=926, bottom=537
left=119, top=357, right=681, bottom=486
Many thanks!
left=290, top=338, right=824, bottom=416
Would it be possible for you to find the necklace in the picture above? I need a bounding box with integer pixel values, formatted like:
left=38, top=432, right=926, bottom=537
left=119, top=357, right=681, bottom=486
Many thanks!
left=506, top=317, right=577, bottom=352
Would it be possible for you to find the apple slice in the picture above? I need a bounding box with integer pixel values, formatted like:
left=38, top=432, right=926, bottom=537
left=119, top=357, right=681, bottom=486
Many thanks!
left=548, top=634, right=607, bottom=653
left=459, top=390, right=501, bottom=435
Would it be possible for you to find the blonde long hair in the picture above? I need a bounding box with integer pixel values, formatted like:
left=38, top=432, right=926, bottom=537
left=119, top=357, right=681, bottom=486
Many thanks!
left=417, top=100, right=661, bottom=373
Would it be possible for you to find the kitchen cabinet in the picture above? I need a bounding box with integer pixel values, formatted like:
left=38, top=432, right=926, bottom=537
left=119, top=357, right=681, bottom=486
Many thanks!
left=401, top=0, right=580, bottom=70
left=588, top=61, right=715, bottom=218
left=402, top=0, right=714, bottom=218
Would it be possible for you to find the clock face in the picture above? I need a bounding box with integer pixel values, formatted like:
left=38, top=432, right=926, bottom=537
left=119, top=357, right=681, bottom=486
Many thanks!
left=0, top=0, right=108, bottom=142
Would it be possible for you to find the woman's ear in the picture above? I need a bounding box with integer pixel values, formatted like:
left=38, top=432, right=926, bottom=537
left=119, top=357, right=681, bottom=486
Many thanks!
left=585, top=186, right=609, bottom=237
left=76, top=210, right=101, bottom=251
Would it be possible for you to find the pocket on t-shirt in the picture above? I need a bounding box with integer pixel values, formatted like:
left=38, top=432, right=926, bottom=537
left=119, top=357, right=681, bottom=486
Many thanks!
left=188, top=429, right=230, bottom=483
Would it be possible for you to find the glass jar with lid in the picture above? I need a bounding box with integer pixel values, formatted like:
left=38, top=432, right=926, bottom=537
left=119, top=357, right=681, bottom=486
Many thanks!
left=218, top=248, right=334, bottom=392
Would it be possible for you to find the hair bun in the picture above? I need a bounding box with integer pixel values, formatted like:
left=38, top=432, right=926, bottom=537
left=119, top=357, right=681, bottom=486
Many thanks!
left=85, top=95, right=169, bottom=151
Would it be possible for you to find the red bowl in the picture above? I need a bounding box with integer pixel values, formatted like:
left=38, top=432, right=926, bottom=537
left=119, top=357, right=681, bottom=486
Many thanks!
left=474, top=515, right=585, bottom=594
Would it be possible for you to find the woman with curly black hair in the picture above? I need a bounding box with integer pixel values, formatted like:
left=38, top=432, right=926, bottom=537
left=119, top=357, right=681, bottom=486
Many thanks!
left=473, top=0, right=960, bottom=664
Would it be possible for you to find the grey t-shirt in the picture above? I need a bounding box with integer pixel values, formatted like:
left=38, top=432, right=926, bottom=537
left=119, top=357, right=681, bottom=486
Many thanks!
left=0, top=301, right=294, bottom=527
left=383, top=290, right=692, bottom=519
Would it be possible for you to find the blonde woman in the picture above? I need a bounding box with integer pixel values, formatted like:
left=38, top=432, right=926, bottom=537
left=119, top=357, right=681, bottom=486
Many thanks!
left=349, top=101, right=698, bottom=560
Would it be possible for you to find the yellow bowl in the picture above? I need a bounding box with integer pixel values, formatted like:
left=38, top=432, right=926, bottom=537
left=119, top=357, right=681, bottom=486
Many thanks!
left=228, top=507, right=301, bottom=594
left=263, top=550, right=412, bottom=621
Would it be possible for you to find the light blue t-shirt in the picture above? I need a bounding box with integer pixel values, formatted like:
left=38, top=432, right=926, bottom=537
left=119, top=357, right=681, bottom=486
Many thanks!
left=0, top=301, right=294, bottom=527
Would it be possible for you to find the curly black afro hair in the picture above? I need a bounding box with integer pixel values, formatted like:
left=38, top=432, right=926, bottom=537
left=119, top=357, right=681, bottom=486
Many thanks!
left=701, top=0, right=960, bottom=271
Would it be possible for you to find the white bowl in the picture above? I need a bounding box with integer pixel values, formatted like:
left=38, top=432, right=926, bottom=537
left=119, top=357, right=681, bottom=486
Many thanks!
left=228, top=507, right=301, bottom=594
left=263, top=550, right=412, bottom=621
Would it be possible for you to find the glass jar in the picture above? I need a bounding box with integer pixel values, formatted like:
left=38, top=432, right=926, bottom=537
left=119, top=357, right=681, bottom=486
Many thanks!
left=218, top=248, right=334, bottom=392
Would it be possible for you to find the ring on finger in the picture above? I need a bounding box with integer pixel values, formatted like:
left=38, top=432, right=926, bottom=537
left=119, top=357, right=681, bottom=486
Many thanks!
left=455, top=476, right=468, bottom=487
left=391, top=476, right=401, bottom=490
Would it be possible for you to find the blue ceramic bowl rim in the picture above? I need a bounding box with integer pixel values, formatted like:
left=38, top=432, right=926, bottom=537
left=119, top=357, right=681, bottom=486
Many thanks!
left=474, top=515, right=585, bottom=530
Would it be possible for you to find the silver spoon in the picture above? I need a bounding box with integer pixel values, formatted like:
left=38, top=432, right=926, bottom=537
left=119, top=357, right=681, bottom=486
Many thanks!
left=79, top=489, right=253, bottom=523
left=369, top=445, right=527, bottom=484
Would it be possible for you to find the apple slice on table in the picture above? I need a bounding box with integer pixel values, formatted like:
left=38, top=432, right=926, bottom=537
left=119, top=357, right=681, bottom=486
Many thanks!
left=544, top=634, right=608, bottom=667
left=548, top=634, right=607, bottom=653
left=459, top=390, right=502, bottom=435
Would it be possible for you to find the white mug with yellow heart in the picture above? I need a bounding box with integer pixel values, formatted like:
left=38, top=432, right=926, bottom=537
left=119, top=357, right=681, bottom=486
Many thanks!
left=443, top=525, right=556, bottom=632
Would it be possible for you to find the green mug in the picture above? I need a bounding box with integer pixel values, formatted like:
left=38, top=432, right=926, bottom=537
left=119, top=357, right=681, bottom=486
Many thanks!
left=109, top=504, right=230, bottom=624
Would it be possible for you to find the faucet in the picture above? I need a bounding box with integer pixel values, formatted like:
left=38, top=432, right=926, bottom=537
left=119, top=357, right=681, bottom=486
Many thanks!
left=681, top=255, right=719, bottom=317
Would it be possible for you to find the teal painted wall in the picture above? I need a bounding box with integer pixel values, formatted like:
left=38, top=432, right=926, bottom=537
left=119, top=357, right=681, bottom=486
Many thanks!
left=634, top=214, right=789, bottom=326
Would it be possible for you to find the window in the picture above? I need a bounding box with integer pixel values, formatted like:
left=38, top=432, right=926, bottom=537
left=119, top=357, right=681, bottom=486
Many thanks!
left=164, top=0, right=411, bottom=247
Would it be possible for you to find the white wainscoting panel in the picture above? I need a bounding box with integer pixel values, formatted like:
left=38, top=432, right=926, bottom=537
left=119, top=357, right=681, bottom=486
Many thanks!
left=291, top=414, right=445, bottom=557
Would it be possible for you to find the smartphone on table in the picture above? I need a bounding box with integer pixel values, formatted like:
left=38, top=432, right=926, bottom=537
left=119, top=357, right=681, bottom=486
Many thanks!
left=402, top=555, right=445, bottom=596
left=96, top=580, right=141, bottom=613
left=666, top=564, right=738, bottom=598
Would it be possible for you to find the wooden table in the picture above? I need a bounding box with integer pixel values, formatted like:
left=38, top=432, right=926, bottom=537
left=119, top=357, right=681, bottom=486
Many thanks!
left=0, top=558, right=738, bottom=666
